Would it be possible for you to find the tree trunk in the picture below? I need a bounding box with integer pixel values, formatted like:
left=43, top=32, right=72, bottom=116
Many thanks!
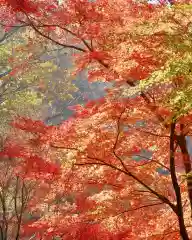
left=176, top=124, right=192, bottom=217
left=170, top=123, right=189, bottom=240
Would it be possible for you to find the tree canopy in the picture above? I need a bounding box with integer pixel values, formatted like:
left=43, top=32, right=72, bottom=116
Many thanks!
left=1, top=0, right=192, bottom=239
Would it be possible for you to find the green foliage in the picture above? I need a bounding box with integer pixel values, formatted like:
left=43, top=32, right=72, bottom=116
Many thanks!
left=139, top=52, right=192, bottom=118
left=0, top=27, right=78, bottom=134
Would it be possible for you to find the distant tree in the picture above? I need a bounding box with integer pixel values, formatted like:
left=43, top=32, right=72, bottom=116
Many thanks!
left=0, top=135, right=60, bottom=240
left=0, top=24, right=77, bottom=134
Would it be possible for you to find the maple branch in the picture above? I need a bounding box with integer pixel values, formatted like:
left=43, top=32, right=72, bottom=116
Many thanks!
left=97, top=202, right=164, bottom=224
left=18, top=9, right=168, bottom=129
left=76, top=155, right=177, bottom=213
left=0, top=24, right=27, bottom=43
left=37, top=24, right=93, bottom=51
left=117, top=202, right=164, bottom=216
left=17, top=13, right=94, bottom=55
left=55, top=110, right=175, bottom=213
left=132, top=154, right=170, bottom=171
left=0, top=22, right=29, bottom=28
left=19, top=10, right=192, bottom=233
left=50, top=143, right=79, bottom=152
left=112, top=109, right=133, bottom=173
left=137, top=129, right=170, bottom=138
left=48, top=122, right=176, bottom=231
left=146, top=230, right=180, bottom=240
left=0, top=32, right=12, bottom=43
left=113, top=110, right=170, bottom=171
left=22, top=13, right=86, bottom=52
left=169, top=122, right=189, bottom=240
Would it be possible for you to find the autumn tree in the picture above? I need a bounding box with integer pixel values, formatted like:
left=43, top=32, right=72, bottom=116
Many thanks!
left=0, top=132, right=61, bottom=240
left=0, top=22, right=77, bottom=135
left=0, top=6, right=78, bottom=238
left=2, top=0, right=192, bottom=239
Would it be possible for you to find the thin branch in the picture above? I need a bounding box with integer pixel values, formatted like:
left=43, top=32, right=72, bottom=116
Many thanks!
left=50, top=128, right=176, bottom=212
left=75, top=155, right=177, bottom=213
left=50, top=143, right=79, bottom=152
left=133, top=154, right=170, bottom=171
left=97, top=202, right=164, bottom=224
left=113, top=109, right=125, bottom=152
left=111, top=110, right=173, bottom=209
left=117, top=202, right=165, bottom=217
left=37, top=23, right=93, bottom=51
left=112, top=109, right=130, bottom=173
left=22, top=13, right=86, bottom=52
left=137, top=129, right=170, bottom=138
left=0, top=33, right=10, bottom=44
left=0, top=23, right=29, bottom=28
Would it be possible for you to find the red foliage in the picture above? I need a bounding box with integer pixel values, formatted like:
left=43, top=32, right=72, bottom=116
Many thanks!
left=0, top=142, right=60, bottom=180
left=1, top=0, right=192, bottom=239
left=1, top=0, right=37, bottom=13
left=12, top=117, right=52, bottom=134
